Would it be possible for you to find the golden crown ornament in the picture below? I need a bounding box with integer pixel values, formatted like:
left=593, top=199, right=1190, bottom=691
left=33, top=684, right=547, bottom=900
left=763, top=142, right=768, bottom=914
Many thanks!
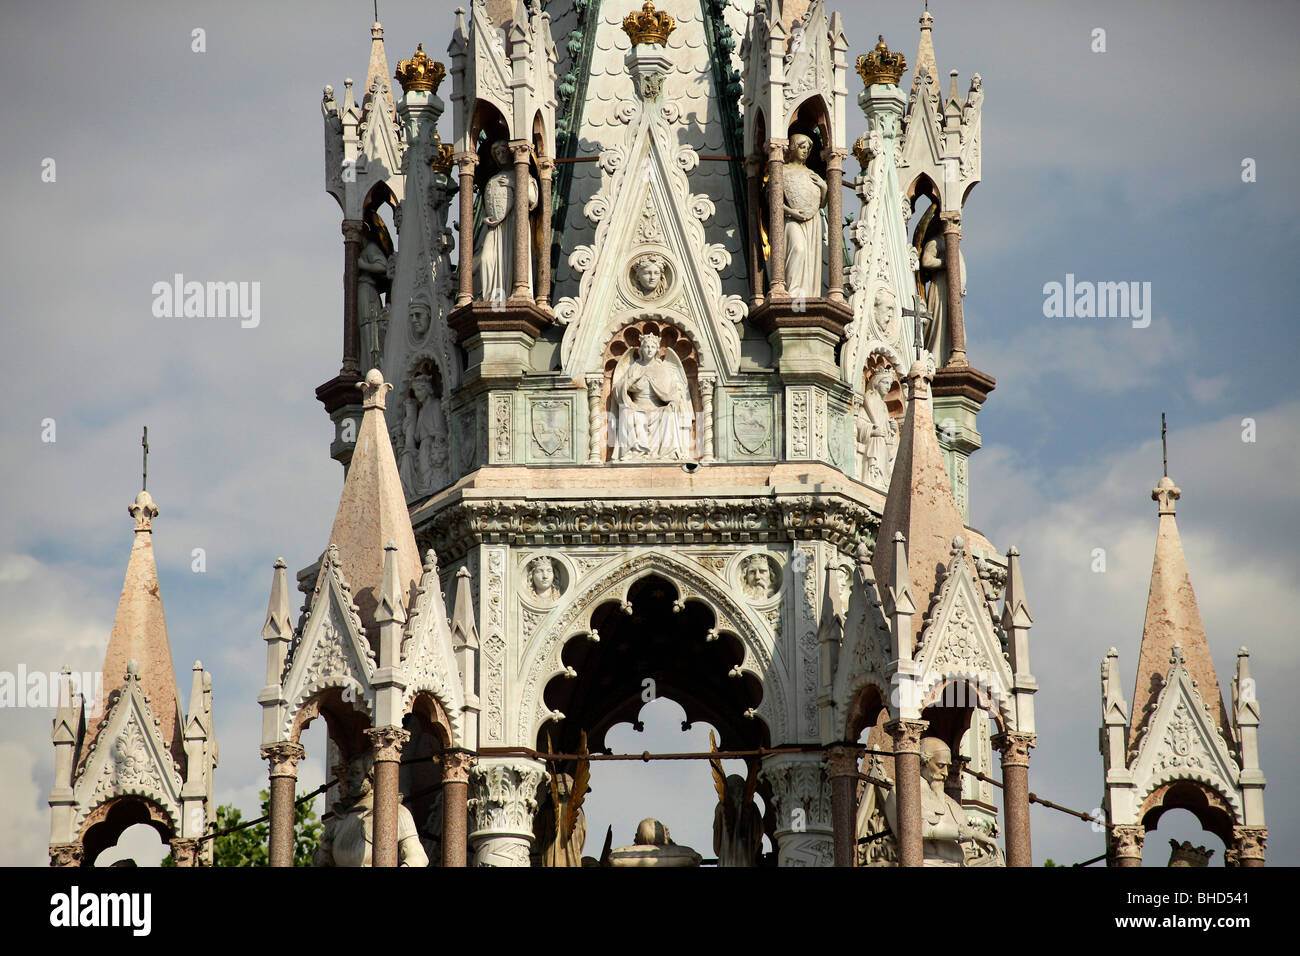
left=856, top=35, right=906, bottom=87
left=622, top=2, right=676, bottom=46
left=396, top=44, right=446, bottom=93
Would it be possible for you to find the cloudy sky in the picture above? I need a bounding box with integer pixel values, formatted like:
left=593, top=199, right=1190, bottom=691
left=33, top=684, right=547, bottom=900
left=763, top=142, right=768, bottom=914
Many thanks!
left=1, top=0, right=1295, bottom=867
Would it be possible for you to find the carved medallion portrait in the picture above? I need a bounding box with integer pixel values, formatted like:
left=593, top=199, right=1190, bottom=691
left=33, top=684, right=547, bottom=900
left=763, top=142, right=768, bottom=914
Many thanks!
left=626, top=253, right=673, bottom=302
left=522, top=555, right=567, bottom=607
left=738, top=553, right=780, bottom=602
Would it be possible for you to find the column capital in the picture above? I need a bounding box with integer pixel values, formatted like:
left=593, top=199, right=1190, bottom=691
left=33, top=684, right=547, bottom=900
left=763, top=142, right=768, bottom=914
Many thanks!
left=49, top=842, right=84, bottom=867
left=341, top=219, right=368, bottom=243
left=760, top=751, right=834, bottom=866
left=822, top=147, right=849, bottom=169
left=1231, top=826, right=1268, bottom=865
left=468, top=757, right=547, bottom=865
left=509, top=142, right=534, bottom=163
left=261, top=741, right=306, bottom=777
left=992, top=731, right=1036, bottom=767
left=765, top=138, right=789, bottom=159
left=825, top=744, right=860, bottom=779
left=884, top=718, right=929, bottom=755
left=365, top=726, right=411, bottom=763
left=536, top=156, right=556, bottom=177
left=169, top=838, right=201, bottom=867
left=454, top=150, right=478, bottom=170
left=440, top=750, right=477, bottom=784
left=1109, top=823, right=1145, bottom=863
left=940, top=209, right=962, bottom=227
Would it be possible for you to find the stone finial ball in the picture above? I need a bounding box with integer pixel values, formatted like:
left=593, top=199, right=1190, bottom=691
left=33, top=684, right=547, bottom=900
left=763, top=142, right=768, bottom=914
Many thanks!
left=365, top=368, right=385, bottom=387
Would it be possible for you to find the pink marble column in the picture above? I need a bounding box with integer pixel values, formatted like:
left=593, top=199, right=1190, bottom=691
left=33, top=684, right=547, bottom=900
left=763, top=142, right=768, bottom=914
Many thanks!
left=340, top=220, right=366, bottom=376
left=366, top=727, right=409, bottom=868
left=746, top=156, right=764, bottom=306
left=993, top=731, right=1035, bottom=867
left=510, top=142, right=534, bottom=302
left=455, top=151, right=478, bottom=305
left=941, top=212, right=966, bottom=367
left=886, top=719, right=928, bottom=867
left=765, top=140, right=788, bottom=298
left=536, top=157, right=555, bottom=309
left=262, top=742, right=305, bottom=868
left=825, top=148, right=847, bottom=303
left=827, top=744, right=859, bottom=867
left=441, top=751, right=476, bottom=868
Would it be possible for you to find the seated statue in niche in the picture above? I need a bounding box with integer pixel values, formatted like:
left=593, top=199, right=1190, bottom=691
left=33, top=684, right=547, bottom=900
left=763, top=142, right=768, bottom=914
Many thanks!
left=883, top=737, right=999, bottom=867
left=782, top=132, right=827, bottom=300
left=524, top=555, right=563, bottom=605
left=856, top=367, right=899, bottom=489
left=474, top=140, right=537, bottom=303
left=611, top=332, right=693, bottom=461
left=399, top=370, right=447, bottom=497
left=740, top=554, right=777, bottom=601
left=313, top=752, right=428, bottom=868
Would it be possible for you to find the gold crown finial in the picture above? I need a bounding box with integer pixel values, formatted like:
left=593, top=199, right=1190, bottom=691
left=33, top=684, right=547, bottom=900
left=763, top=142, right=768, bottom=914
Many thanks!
left=623, top=2, right=676, bottom=46
left=856, top=35, right=907, bottom=87
left=396, top=44, right=446, bottom=93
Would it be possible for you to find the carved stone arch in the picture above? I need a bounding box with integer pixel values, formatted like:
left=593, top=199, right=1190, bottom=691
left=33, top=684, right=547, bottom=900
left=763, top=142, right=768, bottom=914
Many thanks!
left=472, top=99, right=511, bottom=155
left=593, top=316, right=705, bottom=462
left=844, top=679, right=892, bottom=743
left=904, top=170, right=942, bottom=211
left=1139, top=779, right=1240, bottom=848
left=290, top=686, right=373, bottom=762
left=786, top=92, right=832, bottom=175
left=408, top=689, right=455, bottom=750
left=517, top=548, right=789, bottom=747
left=78, top=794, right=175, bottom=867
left=919, top=675, right=1010, bottom=759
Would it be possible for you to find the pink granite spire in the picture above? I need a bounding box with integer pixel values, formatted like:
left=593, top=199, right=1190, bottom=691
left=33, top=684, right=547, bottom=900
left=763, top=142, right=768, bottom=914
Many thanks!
left=84, top=490, right=185, bottom=770
left=871, top=360, right=969, bottom=641
left=1128, top=474, right=1229, bottom=753
left=325, top=369, right=422, bottom=643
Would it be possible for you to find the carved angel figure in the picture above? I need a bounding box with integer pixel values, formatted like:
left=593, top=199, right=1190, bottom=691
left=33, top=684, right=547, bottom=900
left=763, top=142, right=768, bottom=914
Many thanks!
left=611, top=333, right=693, bottom=461
left=711, top=732, right=763, bottom=867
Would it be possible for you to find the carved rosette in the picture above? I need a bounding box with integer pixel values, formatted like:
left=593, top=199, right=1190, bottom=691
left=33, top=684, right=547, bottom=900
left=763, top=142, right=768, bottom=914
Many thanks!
left=365, top=726, right=410, bottom=763
left=760, top=752, right=834, bottom=867
left=262, top=742, right=307, bottom=778
left=467, top=759, right=547, bottom=867
left=992, top=731, right=1036, bottom=768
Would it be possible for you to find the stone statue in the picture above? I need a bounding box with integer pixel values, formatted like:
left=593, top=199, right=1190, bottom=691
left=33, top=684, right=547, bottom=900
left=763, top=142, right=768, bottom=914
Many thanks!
left=857, top=367, right=898, bottom=489
left=782, top=132, right=827, bottom=299
left=537, top=772, right=588, bottom=867
left=357, top=233, right=391, bottom=324
left=611, top=332, right=693, bottom=461
left=917, top=213, right=965, bottom=368
left=872, top=287, right=898, bottom=341
left=474, top=140, right=537, bottom=302
left=712, top=771, right=763, bottom=867
left=313, top=752, right=429, bottom=867
left=524, top=555, right=563, bottom=605
left=408, top=293, right=431, bottom=341
left=883, top=737, right=998, bottom=867
left=630, top=254, right=669, bottom=299
left=608, top=818, right=702, bottom=867
left=399, top=371, right=447, bottom=496
left=740, top=554, right=777, bottom=600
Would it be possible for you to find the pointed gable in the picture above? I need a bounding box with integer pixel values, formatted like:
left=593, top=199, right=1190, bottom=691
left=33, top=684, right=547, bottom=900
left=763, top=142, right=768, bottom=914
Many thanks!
left=871, top=360, right=968, bottom=642
left=326, top=370, right=423, bottom=641
left=85, top=491, right=184, bottom=772
left=1129, top=475, right=1228, bottom=754
left=401, top=550, right=466, bottom=741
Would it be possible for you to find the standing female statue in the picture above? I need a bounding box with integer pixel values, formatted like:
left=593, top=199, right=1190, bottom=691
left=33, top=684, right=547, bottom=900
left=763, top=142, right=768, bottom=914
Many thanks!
left=782, top=133, right=827, bottom=300
left=474, top=140, right=538, bottom=303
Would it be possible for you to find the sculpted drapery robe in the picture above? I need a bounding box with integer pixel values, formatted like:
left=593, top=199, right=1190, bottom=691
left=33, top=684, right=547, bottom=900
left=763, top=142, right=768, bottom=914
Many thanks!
left=613, top=354, right=692, bottom=461
left=782, top=163, right=826, bottom=299
left=474, top=169, right=538, bottom=301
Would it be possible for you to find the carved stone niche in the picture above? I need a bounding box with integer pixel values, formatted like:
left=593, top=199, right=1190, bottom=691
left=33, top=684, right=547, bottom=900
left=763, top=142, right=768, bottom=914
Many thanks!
left=598, top=318, right=702, bottom=463
left=395, top=355, right=451, bottom=499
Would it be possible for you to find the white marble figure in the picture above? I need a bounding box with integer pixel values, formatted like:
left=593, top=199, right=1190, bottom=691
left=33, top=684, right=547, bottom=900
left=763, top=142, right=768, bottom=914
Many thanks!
left=918, top=217, right=966, bottom=368
left=630, top=254, right=669, bottom=299
left=400, top=372, right=447, bottom=496
left=857, top=368, right=898, bottom=488
left=474, top=140, right=538, bottom=302
left=313, top=752, right=428, bottom=867
left=357, top=235, right=390, bottom=325
left=883, top=738, right=998, bottom=867
left=740, top=554, right=776, bottom=601
left=782, top=133, right=827, bottom=300
left=608, top=818, right=702, bottom=867
left=611, top=333, right=693, bottom=461
left=525, top=555, right=563, bottom=605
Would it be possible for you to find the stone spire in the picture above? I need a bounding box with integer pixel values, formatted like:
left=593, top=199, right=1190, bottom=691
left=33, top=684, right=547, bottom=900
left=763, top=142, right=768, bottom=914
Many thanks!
left=85, top=490, right=184, bottom=768
left=871, top=360, right=969, bottom=640
left=361, top=21, right=395, bottom=125
left=1128, top=474, right=1229, bottom=753
left=910, top=8, right=941, bottom=104
left=325, top=369, right=422, bottom=642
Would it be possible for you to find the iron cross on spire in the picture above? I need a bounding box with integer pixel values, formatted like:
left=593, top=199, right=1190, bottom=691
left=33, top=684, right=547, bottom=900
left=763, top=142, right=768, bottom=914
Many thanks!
left=901, top=294, right=931, bottom=362
left=1161, top=412, right=1168, bottom=477
left=141, top=426, right=150, bottom=491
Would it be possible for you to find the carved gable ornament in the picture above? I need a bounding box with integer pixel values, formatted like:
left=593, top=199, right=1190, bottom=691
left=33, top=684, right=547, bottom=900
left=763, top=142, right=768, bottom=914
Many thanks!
left=279, top=546, right=376, bottom=738
left=1129, top=646, right=1243, bottom=821
left=912, top=544, right=1014, bottom=727
left=74, top=667, right=184, bottom=831
left=400, top=555, right=466, bottom=742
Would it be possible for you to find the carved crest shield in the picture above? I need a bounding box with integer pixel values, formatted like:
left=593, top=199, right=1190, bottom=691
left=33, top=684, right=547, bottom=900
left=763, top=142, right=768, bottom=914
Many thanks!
left=532, top=401, right=569, bottom=457
left=732, top=400, right=771, bottom=455
left=828, top=414, right=849, bottom=468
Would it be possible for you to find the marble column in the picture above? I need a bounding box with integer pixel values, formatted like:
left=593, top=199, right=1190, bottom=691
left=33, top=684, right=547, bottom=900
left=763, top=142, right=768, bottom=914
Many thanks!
left=455, top=151, right=478, bottom=305
left=169, top=838, right=200, bottom=868
left=826, top=744, right=859, bottom=867
left=510, top=142, right=533, bottom=302
left=341, top=220, right=366, bottom=376
left=825, top=148, right=847, bottom=303
left=886, top=719, right=928, bottom=868
left=262, top=741, right=305, bottom=867
left=698, top=374, right=715, bottom=463
left=48, top=842, right=83, bottom=868
left=993, top=731, right=1035, bottom=867
left=586, top=374, right=604, bottom=463
left=760, top=751, right=833, bottom=866
left=765, top=140, right=788, bottom=298
left=366, top=727, right=409, bottom=868
left=746, top=156, right=764, bottom=306
left=536, top=156, right=555, bottom=309
left=1231, top=826, right=1267, bottom=868
left=468, top=757, right=546, bottom=867
left=441, top=750, right=476, bottom=868
left=941, top=212, right=966, bottom=367
left=1109, top=824, right=1144, bottom=868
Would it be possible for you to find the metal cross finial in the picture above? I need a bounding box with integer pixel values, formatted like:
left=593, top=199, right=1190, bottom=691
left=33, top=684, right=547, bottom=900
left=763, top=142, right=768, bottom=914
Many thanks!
left=141, top=426, right=149, bottom=491
left=1161, top=412, right=1167, bottom=477
left=901, top=294, right=930, bottom=362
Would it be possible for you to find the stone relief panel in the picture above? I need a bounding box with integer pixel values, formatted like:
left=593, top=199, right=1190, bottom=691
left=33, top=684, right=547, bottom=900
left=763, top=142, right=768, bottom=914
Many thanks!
left=527, top=397, right=574, bottom=462
left=730, top=395, right=776, bottom=460
left=734, top=551, right=781, bottom=604
left=491, top=393, right=513, bottom=464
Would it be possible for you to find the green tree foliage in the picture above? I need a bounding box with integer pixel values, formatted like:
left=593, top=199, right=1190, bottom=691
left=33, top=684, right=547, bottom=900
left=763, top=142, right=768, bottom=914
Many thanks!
left=163, top=790, right=322, bottom=867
